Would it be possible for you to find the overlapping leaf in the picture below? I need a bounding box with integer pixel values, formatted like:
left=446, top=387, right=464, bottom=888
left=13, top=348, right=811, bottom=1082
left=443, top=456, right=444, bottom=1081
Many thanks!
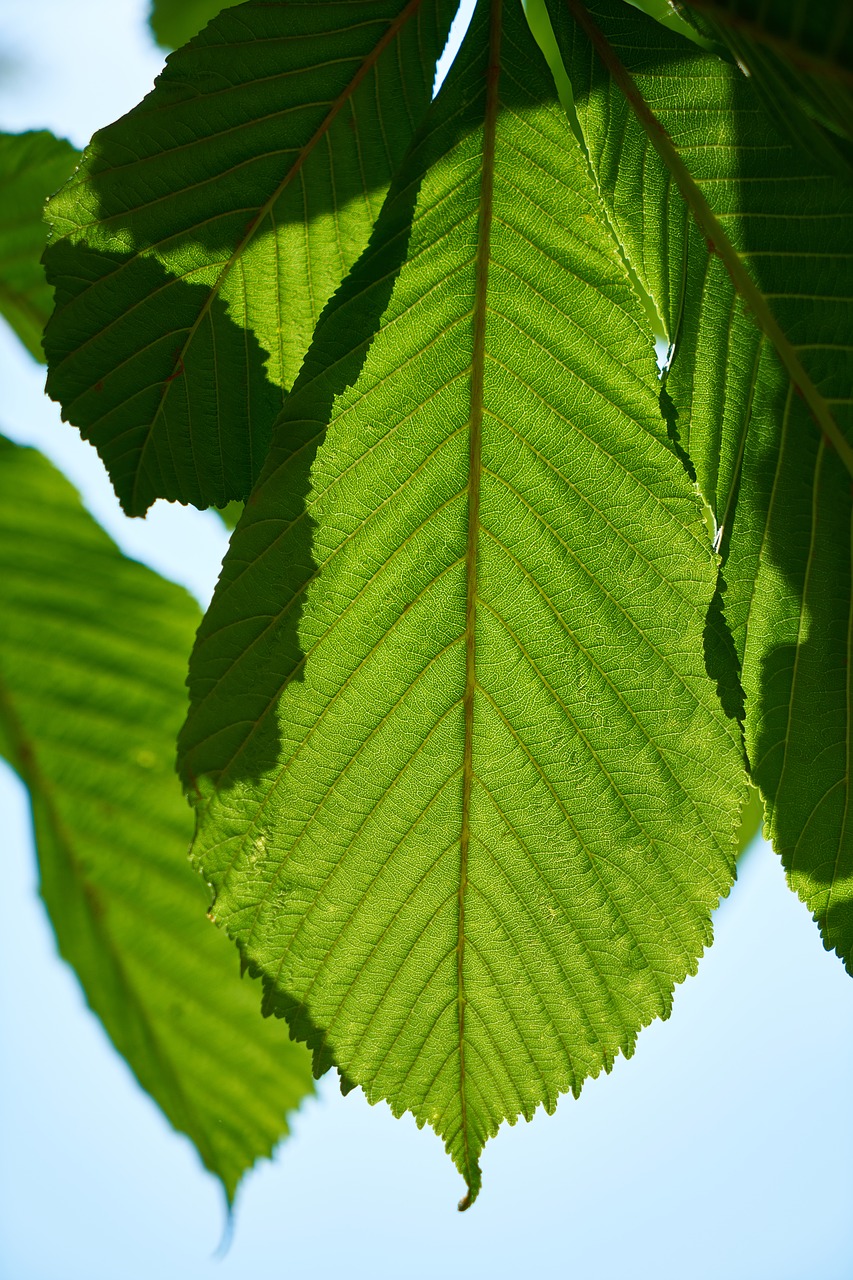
left=0, top=438, right=313, bottom=1201
left=548, top=0, right=853, bottom=961
left=180, top=0, right=745, bottom=1204
left=0, top=131, right=77, bottom=360
left=44, top=0, right=456, bottom=515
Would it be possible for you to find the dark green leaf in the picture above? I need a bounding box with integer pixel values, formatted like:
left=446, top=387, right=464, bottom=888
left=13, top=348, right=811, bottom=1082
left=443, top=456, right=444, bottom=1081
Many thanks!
left=44, top=0, right=457, bottom=514
left=180, top=0, right=745, bottom=1205
left=0, top=438, right=313, bottom=1202
left=0, top=131, right=78, bottom=360
left=677, top=0, right=853, bottom=175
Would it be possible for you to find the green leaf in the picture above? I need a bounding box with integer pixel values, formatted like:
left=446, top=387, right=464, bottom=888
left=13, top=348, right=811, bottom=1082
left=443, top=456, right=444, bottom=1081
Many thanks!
left=180, top=0, right=745, bottom=1206
left=148, top=0, right=235, bottom=49
left=43, top=0, right=457, bottom=515
left=0, top=131, right=78, bottom=360
left=548, top=0, right=853, bottom=962
left=624, top=0, right=718, bottom=51
left=0, top=437, right=313, bottom=1203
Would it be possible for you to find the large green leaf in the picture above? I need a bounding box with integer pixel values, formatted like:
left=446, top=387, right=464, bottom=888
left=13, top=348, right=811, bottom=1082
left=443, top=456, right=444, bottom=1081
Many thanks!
left=149, top=0, right=236, bottom=49
left=547, top=0, right=853, bottom=961
left=180, top=0, right=745, bottom=1205
left=0, top=131, right=78, bottom=360
left=0, top=437, right=313, bottom=1202
left=43, top=0, right=456, bottom=515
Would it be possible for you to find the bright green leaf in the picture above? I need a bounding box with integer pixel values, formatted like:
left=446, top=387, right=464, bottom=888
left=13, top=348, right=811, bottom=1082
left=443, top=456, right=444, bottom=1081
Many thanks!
left=148, top=0, right=235, bottom=49
left=216, top=499, right=244, bottom=529
left=0, top=131, right=77, bottom=360
left=180, top=0, right=745, bottom=1206
left=624, top=0, right=718, bottom=50
left=43, top=0, right=457, bottom=514
left=548, top=0, right=853, bottom=962
left=0, top=438, right=313, bottom=1202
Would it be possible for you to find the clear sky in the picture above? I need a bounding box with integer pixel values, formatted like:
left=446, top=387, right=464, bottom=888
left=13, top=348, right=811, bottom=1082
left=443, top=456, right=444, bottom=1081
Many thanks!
left=1, top=4, right=852, bottom=1279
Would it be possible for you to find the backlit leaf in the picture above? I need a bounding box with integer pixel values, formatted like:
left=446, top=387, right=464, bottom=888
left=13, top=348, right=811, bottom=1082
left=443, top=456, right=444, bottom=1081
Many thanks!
left=549, top=0, right=853, bottom=962
left=149, top=0, right=235, bottom=49
left=678, top=0, right=853, bottom=175
left=180, top=0, right=745, bottom=1205
left=0, top=131, right=77, bottom=360
left=0, top=438, right=313, bottom=1202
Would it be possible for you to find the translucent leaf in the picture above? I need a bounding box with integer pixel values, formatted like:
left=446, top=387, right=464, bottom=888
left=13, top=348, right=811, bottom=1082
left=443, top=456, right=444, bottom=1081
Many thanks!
left=549, top=0, right=853, bottom=963
left=149, top=0, right=235, bottom=49
left=43, top=0, right=457, bottom=515
left=180, top=0, right=745, bottom=1205
left=0, top=131, right=77, bottom=360
left=0, top=438, right=313, bottom=1202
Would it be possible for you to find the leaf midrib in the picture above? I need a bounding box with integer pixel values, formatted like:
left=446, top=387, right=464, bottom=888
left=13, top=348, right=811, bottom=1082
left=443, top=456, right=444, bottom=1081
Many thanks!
left=454, top=0, right=504, bottom=1212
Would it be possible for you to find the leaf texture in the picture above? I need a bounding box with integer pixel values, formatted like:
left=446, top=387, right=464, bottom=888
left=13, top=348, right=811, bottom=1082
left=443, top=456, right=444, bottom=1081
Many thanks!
left=0, top=131, right=78, bottom=360
left=549, top=0, right=853, bottom=961
left=0, top=438, right=313, bottom=1202
left=44, top=0, right=456, bottom=514
left=180, top=0, right=745, bottom=1204
left=678, top=0, right=853, bottom=175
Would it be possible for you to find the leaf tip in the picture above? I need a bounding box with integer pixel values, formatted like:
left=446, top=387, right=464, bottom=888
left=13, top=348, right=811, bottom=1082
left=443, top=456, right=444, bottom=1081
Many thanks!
left=212, top=1195, right=236, bottom=1259
left=456, top=1162, right=481, bottom=1212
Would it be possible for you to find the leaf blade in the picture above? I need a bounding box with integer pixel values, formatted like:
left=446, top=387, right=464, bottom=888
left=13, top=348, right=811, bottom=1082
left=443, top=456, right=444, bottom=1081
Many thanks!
left=551, top=0, right=853, bottom=963
left=149, top=0, right=235, bottom=49
left=0, top=438, right=313, bottom=1201
left=181, top=0, right=745, bottom=1202
left=0, top=131, right=78, bottom=360
left=678, top=0, right=853, bottom=174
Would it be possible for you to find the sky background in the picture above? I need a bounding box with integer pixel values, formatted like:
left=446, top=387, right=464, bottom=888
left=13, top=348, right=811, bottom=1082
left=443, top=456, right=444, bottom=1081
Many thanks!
left=1, top=3, right=852, bottom=1278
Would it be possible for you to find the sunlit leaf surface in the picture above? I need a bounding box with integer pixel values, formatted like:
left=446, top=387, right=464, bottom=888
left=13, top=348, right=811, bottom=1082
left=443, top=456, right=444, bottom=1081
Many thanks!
left=0, top=439, right=313, bottom=1201
left=180, top=0, right=745, bottom=1204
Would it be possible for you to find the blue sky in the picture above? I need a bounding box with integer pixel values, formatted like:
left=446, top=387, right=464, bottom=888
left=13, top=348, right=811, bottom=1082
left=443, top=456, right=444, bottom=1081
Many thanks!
left=1, top=3, right=852, bottom=1278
